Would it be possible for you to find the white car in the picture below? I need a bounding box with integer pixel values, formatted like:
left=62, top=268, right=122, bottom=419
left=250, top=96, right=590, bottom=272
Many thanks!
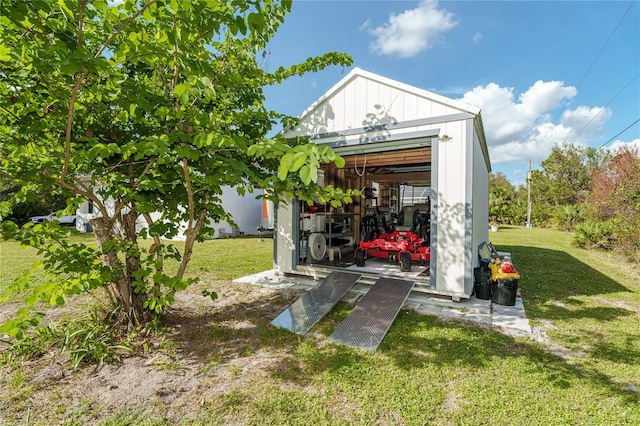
left=29, top=214, right=77, bottom=226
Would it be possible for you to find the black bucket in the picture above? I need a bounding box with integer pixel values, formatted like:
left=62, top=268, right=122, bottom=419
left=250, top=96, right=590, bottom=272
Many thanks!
left=473, top=267, right=491, bottom=300
left=491, top=278, right=519, bottom=306
left=475, top=283, right=492, bottom=300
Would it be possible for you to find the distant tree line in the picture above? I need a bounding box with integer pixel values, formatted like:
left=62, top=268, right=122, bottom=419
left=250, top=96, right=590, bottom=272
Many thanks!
left=0, top=181, right=68, bottom=225
left=489, top=142, right=640, bottom=262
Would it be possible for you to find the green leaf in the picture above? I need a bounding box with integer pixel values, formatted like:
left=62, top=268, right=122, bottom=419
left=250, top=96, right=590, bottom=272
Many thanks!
left=202, top=290, right=218, bottom=301
left=201, top=76, right=212, bottom=88
left=300, top=165, right=311, bottom=185
left=235, top=14, right=247, bottom=35
left=278, top=161, right=288, bottom=181
left=309, top=163, right=318, bottom=183
left=290, top=152, right=307, bottom=172
left=0, top=45, right=12, bottom=61
left=334, top=156, right=345, bottom=168
left=57, top=0, right=74, bottom=19
left=173, top=83, right=189, bottom=97
left=247, top=12, right=265, bottom=32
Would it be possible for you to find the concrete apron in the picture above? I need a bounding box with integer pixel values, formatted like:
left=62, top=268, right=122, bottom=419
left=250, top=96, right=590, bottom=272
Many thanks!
left=235, top=269, right=533, bottom=339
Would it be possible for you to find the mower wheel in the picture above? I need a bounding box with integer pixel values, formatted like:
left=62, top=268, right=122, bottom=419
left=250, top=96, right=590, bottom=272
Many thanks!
left=355, top=248, right=366, bottom=267
left=400, top=252, right=411, bottom=272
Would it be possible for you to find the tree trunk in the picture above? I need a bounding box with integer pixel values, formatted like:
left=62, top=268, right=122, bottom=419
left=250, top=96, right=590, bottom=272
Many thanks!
left=122, top=206, right=150, bottom=325
left=90, top=214, right=149, bottom=327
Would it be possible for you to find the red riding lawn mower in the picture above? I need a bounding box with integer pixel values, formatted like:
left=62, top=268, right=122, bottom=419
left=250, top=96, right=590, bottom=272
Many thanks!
left=355, top=204, right=431, bottom=272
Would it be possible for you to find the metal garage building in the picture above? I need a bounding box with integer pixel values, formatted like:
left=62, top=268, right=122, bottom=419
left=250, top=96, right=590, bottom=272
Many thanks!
left=273, top=68, right=491, bottom=301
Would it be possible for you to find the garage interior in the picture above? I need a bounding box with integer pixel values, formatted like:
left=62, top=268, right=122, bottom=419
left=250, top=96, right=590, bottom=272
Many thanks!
left=297, top=144, right=433, bottom=284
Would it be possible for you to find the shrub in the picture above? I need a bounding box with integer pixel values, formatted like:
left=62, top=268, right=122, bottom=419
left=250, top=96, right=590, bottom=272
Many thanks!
left=2, top=307, right=137, bottom=368
left=553, top=204, right=586, bottom=231
left=572, top=220, right=616, bottom=250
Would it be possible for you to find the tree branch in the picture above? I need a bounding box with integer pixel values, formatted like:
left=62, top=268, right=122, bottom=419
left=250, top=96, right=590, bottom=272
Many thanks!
left=24, top=2, right=52, bottom=46
left=171, top=15, right=179, bottom=91
left=175, top=209, right=206, bottom=280
left=143, top=212, right=164, bottom=295
left=60, top=0, right=162, bottom=184
left=182, top=157, right=195, bottom=233
left=60, top=67, right=89, bottom=181
left=132, top=159, right=156, bottom=189
left=187, top=24, right=217, bottom=51
left=57, top=178, right=109, bottom=220
left=77, top=0, right=90, bottom=47
left=94, top=0, right=160, bottom=59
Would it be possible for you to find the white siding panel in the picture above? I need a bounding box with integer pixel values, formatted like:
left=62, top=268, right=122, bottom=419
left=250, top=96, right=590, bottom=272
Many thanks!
left=365, top=78, right=379, bottom=119
left=353, top=77, right=368, bottom=128
left=330, top=86, right=344, bottom=131
left=378, top=83, right=393, bottom=114
left=208, top=186, right=262, bottom=238
left=417, top=96, right=432, bottom=119
left=430, top=101, right=447, bottom=117
left=402, top=91, right=419, bottom=121
left=472, top=126, right=489, bottom=266
left=342, top=79, right=356, bottom=129
left=275, top=199, right=296, bottom=273
left=434, top=120, right=468, bottom=294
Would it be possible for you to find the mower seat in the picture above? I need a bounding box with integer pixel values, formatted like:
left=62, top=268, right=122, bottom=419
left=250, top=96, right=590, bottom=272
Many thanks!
left=396, top=205, right=419, bottom=232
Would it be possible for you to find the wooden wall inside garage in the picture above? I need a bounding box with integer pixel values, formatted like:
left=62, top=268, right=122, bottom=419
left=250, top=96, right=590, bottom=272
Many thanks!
left=322, top=146, right=432, bottom=243
left=321, top=166, right=369, bottom=242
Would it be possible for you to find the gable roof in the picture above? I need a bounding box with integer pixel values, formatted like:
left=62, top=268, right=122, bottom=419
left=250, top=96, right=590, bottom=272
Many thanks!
left=295, top=67, right=481, bottom=125
left=281, top=67, right=491, bottom=172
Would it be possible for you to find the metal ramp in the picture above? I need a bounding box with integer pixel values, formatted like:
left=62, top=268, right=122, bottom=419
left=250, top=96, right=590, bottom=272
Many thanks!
left=328, top=277, right=414, bottom=351
left=271, top=271, right=361, bottom=334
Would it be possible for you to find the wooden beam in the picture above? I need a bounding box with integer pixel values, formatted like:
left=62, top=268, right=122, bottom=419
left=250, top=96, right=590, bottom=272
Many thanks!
left=369, top=172, right=431, bottom=184
left=325, top=147, right=432, bottom=169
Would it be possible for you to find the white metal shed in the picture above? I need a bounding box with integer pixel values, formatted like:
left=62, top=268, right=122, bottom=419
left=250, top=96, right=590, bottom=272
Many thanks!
left=274, top=68, right=491, bottom=300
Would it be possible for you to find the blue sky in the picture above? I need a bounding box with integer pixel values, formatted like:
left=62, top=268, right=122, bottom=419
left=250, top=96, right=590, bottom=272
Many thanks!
left=262, top=0, right=640, bottom=186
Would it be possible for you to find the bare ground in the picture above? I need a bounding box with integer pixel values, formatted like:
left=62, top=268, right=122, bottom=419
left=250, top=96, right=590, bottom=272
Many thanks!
left=0, top=281, right=311, bottom=425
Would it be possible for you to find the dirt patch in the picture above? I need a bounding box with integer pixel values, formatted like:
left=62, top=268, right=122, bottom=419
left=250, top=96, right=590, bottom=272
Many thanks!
left=0, top=280, right=308, bottom=424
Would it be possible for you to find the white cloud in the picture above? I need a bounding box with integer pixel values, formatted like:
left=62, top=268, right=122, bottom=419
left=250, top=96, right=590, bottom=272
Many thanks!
left=560, top=106, right=612, bottom=140
left=367, top=0, right=457, bottom=58
left=473, top=32, right=483, bottom=43
left=609, top=138, right=640, bottom=153
left=459, top=81, right=612, bottom=164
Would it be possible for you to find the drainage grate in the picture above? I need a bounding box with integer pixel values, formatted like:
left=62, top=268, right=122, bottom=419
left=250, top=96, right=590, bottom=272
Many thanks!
left=271, top=272, right=361, bottom=334
left=328, top=277, right=414, bottom=351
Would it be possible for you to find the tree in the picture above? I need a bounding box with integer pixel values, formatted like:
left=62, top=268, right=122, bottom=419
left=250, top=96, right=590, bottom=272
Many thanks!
left=528, top=142, right=604, bottom=227
left=532, top=142, right=596, bottom=207
left=488, top=172, right=524, bottom=225
left=0, top=179, right=68, bottom=225
left=589, top=145, right=640, bottom=257
left=0, top=0, right=354, bottom=335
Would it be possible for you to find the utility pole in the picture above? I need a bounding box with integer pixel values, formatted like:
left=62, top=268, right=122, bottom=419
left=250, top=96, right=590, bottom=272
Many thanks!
left=526, top=160, right=532, bottom=229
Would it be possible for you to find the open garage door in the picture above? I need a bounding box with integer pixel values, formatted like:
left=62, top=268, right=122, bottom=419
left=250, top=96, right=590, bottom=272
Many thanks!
left=295, top=143, right=433, bottom=283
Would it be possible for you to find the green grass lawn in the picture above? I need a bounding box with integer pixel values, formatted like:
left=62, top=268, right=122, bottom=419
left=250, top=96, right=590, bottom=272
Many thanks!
left=1, top=227, right=639, bottom=425
left=0, top=232, right=273, bottom=296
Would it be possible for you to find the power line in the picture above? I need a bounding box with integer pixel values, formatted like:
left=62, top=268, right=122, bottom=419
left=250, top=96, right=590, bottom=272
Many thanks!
left=570, top=0, right=637, bottom=95
left=569, top=72, right=640, bottom=143
left=536, top=0, right=637, bottom=146
left=597, top=118, right=640, bottom=150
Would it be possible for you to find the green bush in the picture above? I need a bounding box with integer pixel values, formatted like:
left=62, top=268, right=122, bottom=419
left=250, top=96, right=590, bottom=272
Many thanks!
left=572, top=220, right=616, bottom=250
left=553, top=204, right=586, bottom=231
left=2, top=307, right=135, bottom=368
left=531, top=203, right=554, bottom=228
